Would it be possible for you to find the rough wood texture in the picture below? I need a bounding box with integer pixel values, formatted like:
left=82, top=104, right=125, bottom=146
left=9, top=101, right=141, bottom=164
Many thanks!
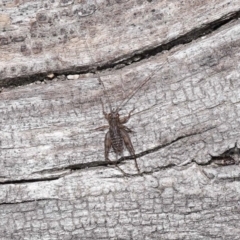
left=1, top=0, right=240, bottom=81
left=1, top=0, right=240, bottom=239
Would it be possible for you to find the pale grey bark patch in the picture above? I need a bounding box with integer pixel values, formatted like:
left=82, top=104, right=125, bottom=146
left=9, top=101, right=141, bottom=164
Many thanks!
left=1, top=167, right=240, bottom=239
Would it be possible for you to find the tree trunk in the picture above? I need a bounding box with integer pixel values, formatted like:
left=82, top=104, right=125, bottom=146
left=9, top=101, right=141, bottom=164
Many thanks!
left=1, top=0, right=240, bottom=239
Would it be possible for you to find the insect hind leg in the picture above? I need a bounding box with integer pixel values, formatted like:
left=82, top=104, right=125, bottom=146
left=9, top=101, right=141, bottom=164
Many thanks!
left=120, top=129, right=141, bottom=174
left=105, top=131, right=129, bottom=176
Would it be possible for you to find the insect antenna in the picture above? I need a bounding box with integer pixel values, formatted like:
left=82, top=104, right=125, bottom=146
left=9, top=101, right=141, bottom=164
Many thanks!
left=97, top=74, right=113, bottom=112
left=85, top=41, right=113, bottom=111
left=116, top=71, right=155, bottom=112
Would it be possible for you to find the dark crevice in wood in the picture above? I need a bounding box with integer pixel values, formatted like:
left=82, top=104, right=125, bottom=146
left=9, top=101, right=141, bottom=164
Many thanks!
left=0, top=176, right=60, bottom=185
left=181, top=209, right=203, bottom=216
left=217, top=177, right=240, bottom=182
left=0, top=126, right=216, bottom=184
left=60, top=126, right=216, bottom=173
left=117, top=126, right=216, bottom=162
left=1, top=10, right=240, bottom=89
left=95, top=11, right=240, bottom=71
left=194, top=156, right=235, bottom=166
left=140, top=163, right=178, bottom=176
left=0, top=198, right=59, bottom=206
left=194, top=142, right=239, bottom=166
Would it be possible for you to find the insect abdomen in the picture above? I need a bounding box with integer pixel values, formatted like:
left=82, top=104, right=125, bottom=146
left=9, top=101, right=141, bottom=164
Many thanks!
left=110, top=128, right=124, bottom=155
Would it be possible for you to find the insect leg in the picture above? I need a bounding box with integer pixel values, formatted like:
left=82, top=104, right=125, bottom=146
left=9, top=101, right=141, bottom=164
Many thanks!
left=104, top=131, right=112, bottom=160
left=120, top=107, right=135, bottom=124
left=105, top=131, right=129, bottom=176
left=94, top=125, right=109, bottom=131
left=120, top=129, right=141, bottom=174
left=100, top=98, right=108, bottom=120
left=122, top=125, right=135, bottom=133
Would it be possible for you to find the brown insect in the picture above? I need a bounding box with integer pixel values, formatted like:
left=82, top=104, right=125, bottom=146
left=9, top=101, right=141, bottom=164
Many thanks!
left=97, top=72, right=153, bottom=175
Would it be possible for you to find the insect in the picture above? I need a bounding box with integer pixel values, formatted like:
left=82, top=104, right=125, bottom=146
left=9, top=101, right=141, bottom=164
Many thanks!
left=96, top=72, right=153, bottom=176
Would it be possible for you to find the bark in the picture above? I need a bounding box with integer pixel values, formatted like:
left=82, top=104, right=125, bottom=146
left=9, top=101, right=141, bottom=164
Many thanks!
left=0, top=0, right=240, bottom=239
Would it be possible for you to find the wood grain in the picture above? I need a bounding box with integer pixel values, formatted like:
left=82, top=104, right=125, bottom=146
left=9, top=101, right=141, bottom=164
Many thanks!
left=0, top=0, right=240, bottom=239
left=0, top=0, right=239, bottom=80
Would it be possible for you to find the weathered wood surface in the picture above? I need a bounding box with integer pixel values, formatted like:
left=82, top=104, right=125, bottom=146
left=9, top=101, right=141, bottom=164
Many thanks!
left=0, top=0, right=240, bottom=81
left=1, top=0, right=240, bottom=239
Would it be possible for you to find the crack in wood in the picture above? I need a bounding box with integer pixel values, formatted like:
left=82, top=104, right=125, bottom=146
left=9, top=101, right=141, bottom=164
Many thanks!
left=1, top=10, right=240, bottom=89
left=0, top=176, right=60, bottom=185
left=193, top=142, right=240, bottom=166
left=117, top=126, right=217, bottom=162
left=0, top=126, right=218, bottom=184
left=0, top=198, right=60, bottom=206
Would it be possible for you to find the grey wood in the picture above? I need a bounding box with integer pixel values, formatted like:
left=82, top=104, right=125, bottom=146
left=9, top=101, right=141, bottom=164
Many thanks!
left=0, top=0, right=239, bottom=80
left=0, top=0, right=240, bottom=239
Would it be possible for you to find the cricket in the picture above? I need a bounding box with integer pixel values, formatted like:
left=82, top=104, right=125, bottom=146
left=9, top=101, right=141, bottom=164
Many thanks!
left=96, top=71, right=153, bottom=176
